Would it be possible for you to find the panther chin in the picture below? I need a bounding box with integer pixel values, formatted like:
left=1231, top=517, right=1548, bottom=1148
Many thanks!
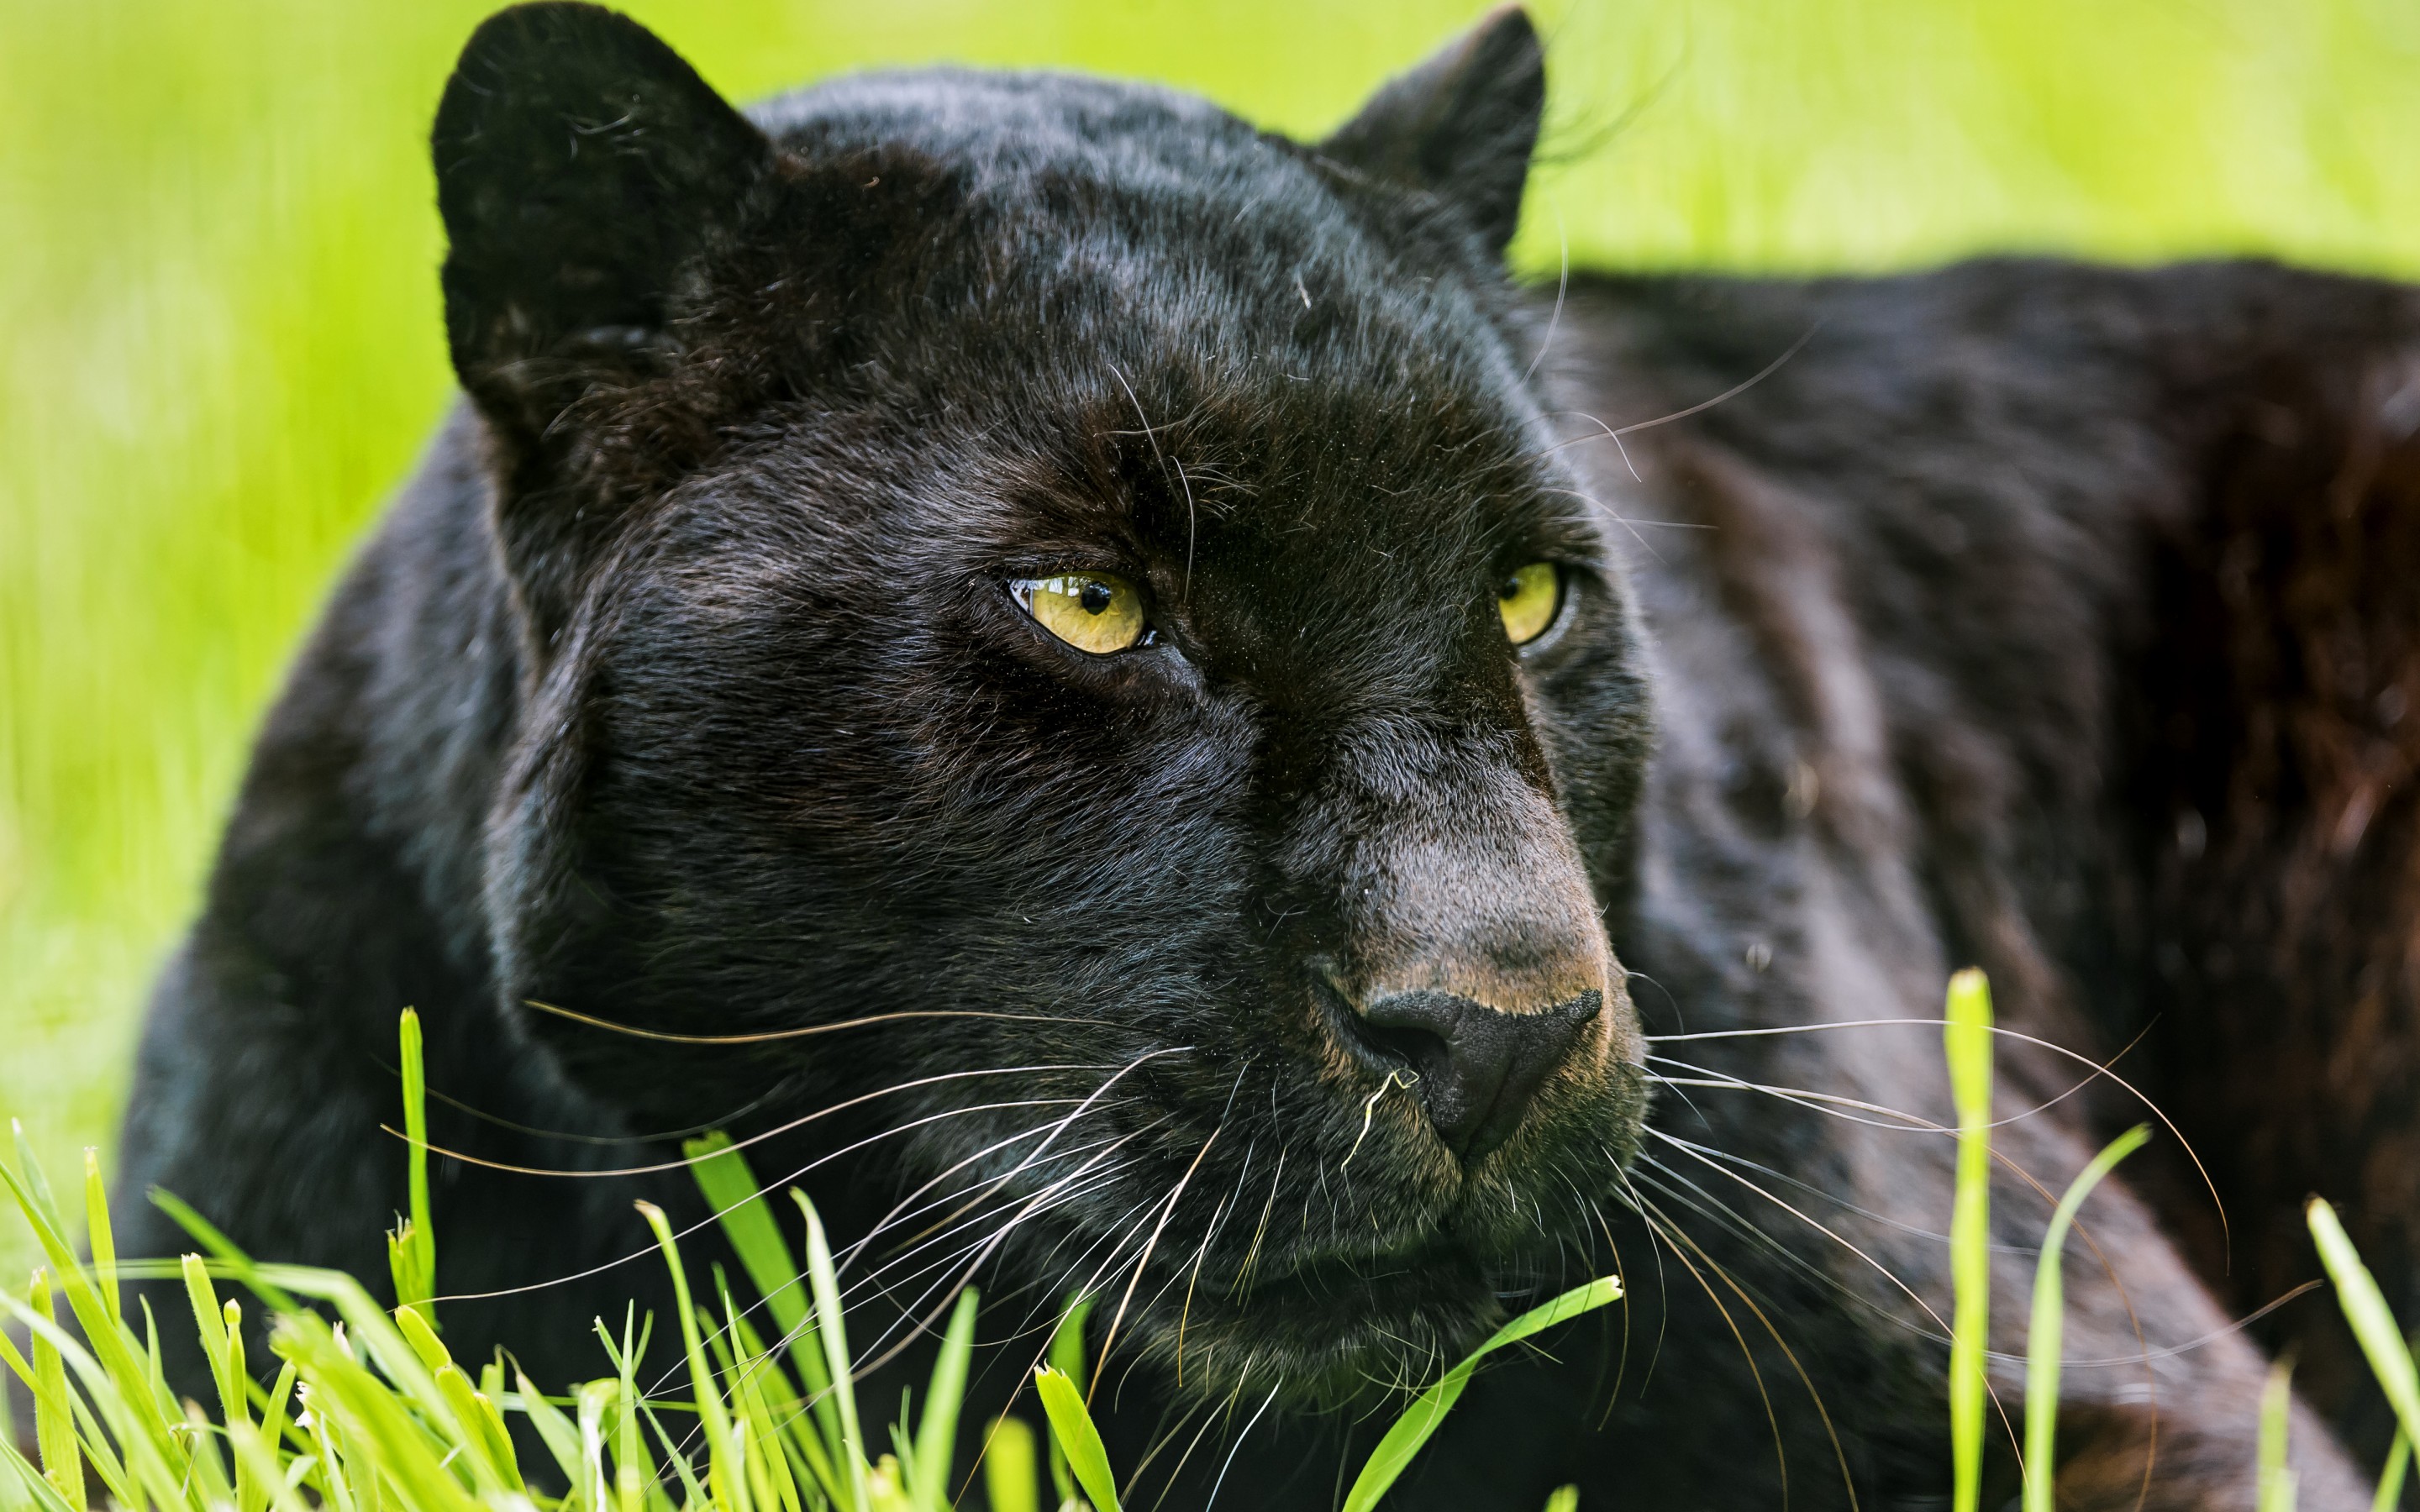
left=1096, top=1064, right=1650, bottom=1410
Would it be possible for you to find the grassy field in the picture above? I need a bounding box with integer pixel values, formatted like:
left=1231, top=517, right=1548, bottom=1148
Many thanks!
left=3, top=0, right=2419, bottom=1288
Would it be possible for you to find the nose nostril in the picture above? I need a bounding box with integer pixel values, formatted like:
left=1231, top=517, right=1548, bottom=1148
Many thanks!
left=1351, top=1018, right=1452, bottom=1081
left=1355, top=989, right=1602, bottom=1162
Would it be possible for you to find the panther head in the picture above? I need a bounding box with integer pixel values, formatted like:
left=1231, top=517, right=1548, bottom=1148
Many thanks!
left=440, top=1, right=1650, bottom=1404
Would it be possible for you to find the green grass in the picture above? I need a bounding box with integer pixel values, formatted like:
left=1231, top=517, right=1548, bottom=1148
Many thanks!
left=0, top=1011, right=1609, bottom=1511
left=10, top=976, right=2420, bottom=1509
left=5, top=0, right=2420, bottom=1289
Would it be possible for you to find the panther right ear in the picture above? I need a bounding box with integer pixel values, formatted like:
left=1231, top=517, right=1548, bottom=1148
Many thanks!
left=434, top=3, right=774, bottom=446
left=1318, top=5, right=1545, bottom=260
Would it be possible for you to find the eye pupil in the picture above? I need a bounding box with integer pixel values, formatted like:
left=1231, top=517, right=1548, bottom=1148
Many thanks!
left=1080, top=580, right=1115, bottom=615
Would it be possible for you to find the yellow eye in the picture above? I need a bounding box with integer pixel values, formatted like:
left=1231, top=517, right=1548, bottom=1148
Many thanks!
left=1014, top=571, right=1149, bottom=654
left=1497, top=562, right=1562, bottom=645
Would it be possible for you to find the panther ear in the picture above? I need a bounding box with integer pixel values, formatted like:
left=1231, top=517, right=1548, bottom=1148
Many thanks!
left=1318, top=5, right=1544, bottom=259
left=433, top=2, right=774, bottom=443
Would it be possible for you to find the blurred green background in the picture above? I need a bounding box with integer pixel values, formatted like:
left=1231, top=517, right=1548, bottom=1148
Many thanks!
left=3, top=0, right=2417, bottom=1280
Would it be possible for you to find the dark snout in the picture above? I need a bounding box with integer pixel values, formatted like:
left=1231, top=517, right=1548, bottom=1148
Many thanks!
left=1360, top=987, right=1603, bottom=1159
left=1302, top=735, right=1635, bottom=1164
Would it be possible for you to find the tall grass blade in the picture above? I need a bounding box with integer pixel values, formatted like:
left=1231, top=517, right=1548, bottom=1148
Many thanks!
left=1542, top=1488, right=1580, bottom=1512
left=81, top=1151, right=118, bottom=1330
left=1034, top=1366, right=1118, bottom=1512
left=687, top=1133, right=844, bottom=1456
left=1046, top=1294, right=1091, bottom=1507
left=982, top=1415, right=1042, bottom=1512
left=2374, top=1431, right=2408, bottom=1512
left=2260, top=1357, right=2297, bottom=1512
left=1944, top=967, right=1995, bottom=1512
left=2023, top=1125, right=2150, bottom=1512
left=712, top=1273, right=810, bottom=1512
left=637, top=1200, right=746, bottom=1512
left=24, top=1272, right=81, bottom=1512
left=793, top=1189, right=871, bottom=1512
left=2308, top=1198, right=2420, bottom=1453
left=0, top=1290, right=145, bottom=1509
left=1341, top=1275, right=1623, bottom=1512
left=388, top=1009, right=437, bottom=1329
left=911, top=1288, right=979, bottom=1512
left=515, top=1368, right=587, bottom=1490
left=4, top=1134, right=176, bottom=1446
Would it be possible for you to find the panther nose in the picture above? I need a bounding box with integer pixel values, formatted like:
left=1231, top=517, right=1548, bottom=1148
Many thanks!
left=1358, top=989, right=1602, bottom=1160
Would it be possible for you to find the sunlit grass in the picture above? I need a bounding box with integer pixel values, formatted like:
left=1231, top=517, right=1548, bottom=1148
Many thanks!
left=5, top=0, right=2420, bottom=1291
left=0, top=1011, right=1607, bottom=1511
left=13, top=981, right=2420, bottom=1507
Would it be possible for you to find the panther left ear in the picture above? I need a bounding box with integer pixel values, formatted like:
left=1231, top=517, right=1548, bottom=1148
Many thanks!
left=1318, top=5, right=1545, bottom=259
left=433, top=2, right=775, bottom=446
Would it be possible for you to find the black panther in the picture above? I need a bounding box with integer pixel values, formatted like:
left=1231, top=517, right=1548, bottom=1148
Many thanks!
left=87, top=3, right=2420, bottom=1508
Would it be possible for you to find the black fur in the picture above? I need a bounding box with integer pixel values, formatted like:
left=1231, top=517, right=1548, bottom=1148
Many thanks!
left=92, top=6, right=2420, bottom=1509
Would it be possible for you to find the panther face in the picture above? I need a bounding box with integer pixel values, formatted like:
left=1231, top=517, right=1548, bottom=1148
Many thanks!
left=445, top=2, right=1649, bottom=1404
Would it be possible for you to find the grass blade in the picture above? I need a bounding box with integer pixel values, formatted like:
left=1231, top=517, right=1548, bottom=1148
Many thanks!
left=687, top=1133, right=844, bottom=1456
left=1542, top=1488, right=1580, bottom=1512
left=636, top=1200, right=744, bottom=1512
left=2260, top=1357, right=2297, bottom=1512
left=2375, top=1431, right=2409, bottom=1512
left=2023, top=1125, right=2149, bottom=1512
left=911, top=1288, right=979, bottom=1512
left=1944, top=967, right=1995, bottom=1512
left=1045, top=1294, right=1091, bottom=1507
left=792, top=1189, right=871, bottom=1512
left=24, top=1272, right=82, bottom=1512
left=1034, top=1366, right=1118, bottom=1512
left=389, top=1009, right=436, bottom=1330
left=1341, top=1275, right=1623, bottom=1512
left=981, top=1415, right=1041, bottom=1512
left=82, top=1150, right=118, bottom=1331
left=2308, top=1197, right=2420, bottom=1453
left=513, top=1368, right=587, bottom=1491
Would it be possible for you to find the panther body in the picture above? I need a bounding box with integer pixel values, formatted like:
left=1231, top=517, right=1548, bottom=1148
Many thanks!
left=103, top=7, right=2420, bottom=1507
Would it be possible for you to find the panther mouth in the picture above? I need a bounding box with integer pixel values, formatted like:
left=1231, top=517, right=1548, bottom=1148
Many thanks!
left=1102, top=1205, right=1609, bottom=1407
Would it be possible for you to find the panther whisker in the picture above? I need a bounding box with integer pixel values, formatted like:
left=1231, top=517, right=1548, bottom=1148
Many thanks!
left=696, top=1120, right=1166, bottom=1405
left=836, top=1150, right=1147, bottom=1318
left=522, top=996, right=1125, bottom=1043
left=831, top=1138, right=1176, bottom=1389
left=1522, top=216, right=1570, bottom=386
left=1228, top=1144, right=1290, bottom=1297
left=1652, top=1016, right=2155, bottom=1133
left=857, top=1156, right=1156, bottom=1319
left=668, top=1110, right=1128, bottom=1381
left=1615, top=1178, right=1798, bottom=1509
left=1175, top=1183, right=1240, bottom=1389
left=1644, top=1068, right=1941, bottom=1133
left=1643, top=1015, right=2226, bottom=1245
left=1202, top=1383, right=1284, bottom=1512
left=845, top=1130, right=1163, bottom=1313
left=434, top=1089, right=1118, bottom=1310
left=1637, top=1178, right=1862, bottom=1512
left=1087, top=1068, right=1248, bottom=1400
left=1597, top=1160, right=1676, bottom=1398
left=849, top=1126, right=1134, bottom=1272
left=1141, top=1384, right=1248, bottom=1512
left=402, top=1060, right=1135, bottom=1182
left=1574, top=1192, right=1638, bottom=1423
left=839, top=1049, right=1176, bottom=1267
left=1649, top=1128, right=1965, bottom=1248
left=411, top=1070, right=796, bottom=1147
left=1536, top=322, right=1822, bottom=463
left=1639, top=1140, right=1948, bottom=1341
